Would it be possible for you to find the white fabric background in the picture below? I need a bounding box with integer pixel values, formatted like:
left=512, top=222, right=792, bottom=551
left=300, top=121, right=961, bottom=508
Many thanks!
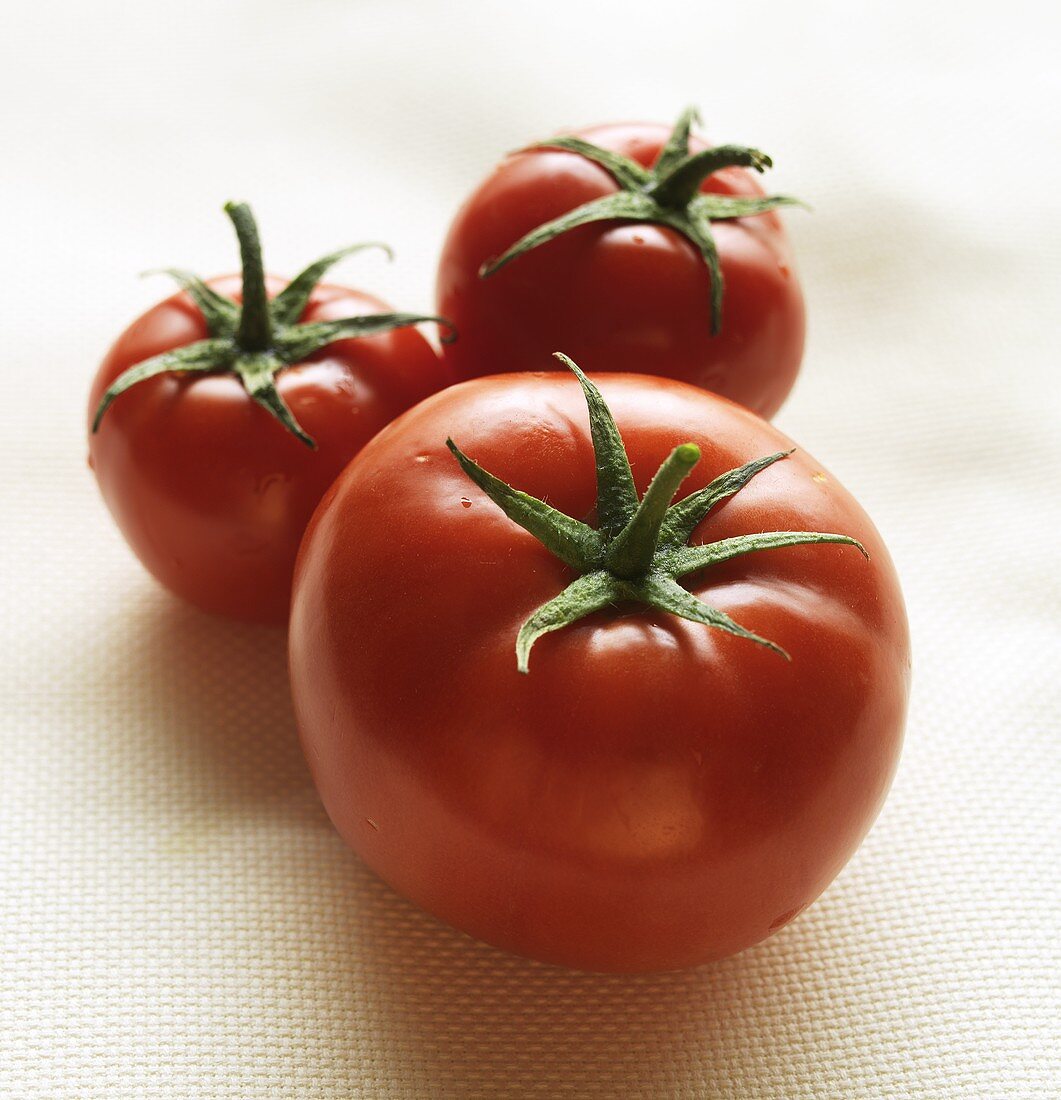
left=2, top=1, right=1058, bottom=1096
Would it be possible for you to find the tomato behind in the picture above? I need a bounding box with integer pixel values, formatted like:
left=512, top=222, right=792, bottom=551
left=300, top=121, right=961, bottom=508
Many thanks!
left=437, top=121, right=806, bottom=418
left=89, top=276, right=451, bottom=623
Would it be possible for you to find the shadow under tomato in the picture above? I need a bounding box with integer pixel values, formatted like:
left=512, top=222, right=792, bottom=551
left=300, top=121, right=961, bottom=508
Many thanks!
left=94, top=583, right=320, bottom=820
left=324, top=842, right=866, bottom=1099
left=87, top=577, right=888, bottom=1097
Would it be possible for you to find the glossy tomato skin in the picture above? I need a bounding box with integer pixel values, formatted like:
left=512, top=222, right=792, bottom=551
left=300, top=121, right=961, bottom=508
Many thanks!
left=290, top=373, right=909, bottom=972
left=437, top=123, right=805, bottom=419
left=88, top=275, right=451, bottom=624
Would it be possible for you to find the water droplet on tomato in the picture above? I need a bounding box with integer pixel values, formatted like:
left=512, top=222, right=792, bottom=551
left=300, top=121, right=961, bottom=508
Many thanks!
left=255, top=472, right=289, bottom=496
left=768, top=904, right=806, bottom=932
left=414, top=454, right=430, bottom=464
left=460, top=497, right=472, bottom=509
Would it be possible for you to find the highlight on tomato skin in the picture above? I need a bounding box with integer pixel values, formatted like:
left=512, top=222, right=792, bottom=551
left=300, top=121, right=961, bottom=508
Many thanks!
left=87, top=203, right=454, bottom=624
left=436, top=107, right=806, bottom=420
left=288, top=362, right=910, bottom=972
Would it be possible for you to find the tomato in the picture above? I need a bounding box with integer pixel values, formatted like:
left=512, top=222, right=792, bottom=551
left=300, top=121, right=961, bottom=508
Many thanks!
left=289, top=360, right=910, bottom=971
left=436, top=107, right=806, bottom=418
left=88, top=203, right=452, bottom=624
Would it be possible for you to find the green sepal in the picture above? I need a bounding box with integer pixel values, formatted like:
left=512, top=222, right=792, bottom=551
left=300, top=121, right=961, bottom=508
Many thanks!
left=480, top=107, right=804, bottom=338
left=274, top=312, right=455, bottom=364
left=270, top=242, right=392, bottom=327
left=520, top=136, right=650, bottom=190
left=665, top=531, right=868, bottom=579
left=93, top=203, right=455, bottom=446
left=557, top=354, right=638, bottom=536
left=516, top=571, right=619, bottom=673
left=652, top=105, right=702, bottom=177
left=649, top=144, right=772, bottom=208
left=633, top=573, right=790, bottom=660
left=446, top=439, right=604, bottom=571
left=92, top=339, right=235, bottom=432
left=651, top=204, right=725, bottom=334
left=659, top=450, right=793, bottom=547
left=447, top=356, right=865, bottom=673
left=480, top=191, right=657, bottom=278
left=237, top=351, right=316, bottom=448
left=695, top=193, right=807, bottom=221
left=143, top=269, right=239, bottom=337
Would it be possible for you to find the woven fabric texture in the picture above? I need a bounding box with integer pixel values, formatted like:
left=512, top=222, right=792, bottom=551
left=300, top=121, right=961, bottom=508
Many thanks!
left=1, top=1, right=1058, bottom=1096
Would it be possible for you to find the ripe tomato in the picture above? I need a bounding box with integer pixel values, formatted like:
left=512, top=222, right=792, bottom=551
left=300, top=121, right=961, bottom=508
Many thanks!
left=289, top=361, right=909, bottom=971
left=437, top=108, right=805, bottom=419
left=88, top=203, right=452, bottom=624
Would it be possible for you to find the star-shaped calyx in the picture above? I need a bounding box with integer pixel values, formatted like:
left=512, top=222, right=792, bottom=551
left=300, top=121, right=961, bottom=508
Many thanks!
left=447, top=354, right=866, bottom=673
left=93, top=202, right=453, bottom=447
left=480, top=106, right=804, bottom=334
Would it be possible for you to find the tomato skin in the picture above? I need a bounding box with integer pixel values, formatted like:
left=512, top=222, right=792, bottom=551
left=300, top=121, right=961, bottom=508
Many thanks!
left=289, top=372, right=909, bottom=971
left=88, top=275, right=451, bottom=624
left=436, top=122, right=806, bottom=419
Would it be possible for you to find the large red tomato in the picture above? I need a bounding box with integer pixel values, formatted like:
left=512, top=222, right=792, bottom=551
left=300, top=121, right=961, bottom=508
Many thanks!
left=436, top=108, right=806, bottom=418
left=89, top=203, right=452, bottom=624
left=289, top=359, right=909, bottom=971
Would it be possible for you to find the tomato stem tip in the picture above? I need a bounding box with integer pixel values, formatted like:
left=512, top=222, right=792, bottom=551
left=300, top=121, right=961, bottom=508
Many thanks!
left=447, top=355, right=864, bottom=672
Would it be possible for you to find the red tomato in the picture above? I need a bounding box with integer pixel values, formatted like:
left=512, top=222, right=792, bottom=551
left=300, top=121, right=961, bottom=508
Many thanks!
left=88, top=203, right=452, bottom=624
left=289, top=364, right=909, bottom=971
left=437, top=109, right=806, bottom=418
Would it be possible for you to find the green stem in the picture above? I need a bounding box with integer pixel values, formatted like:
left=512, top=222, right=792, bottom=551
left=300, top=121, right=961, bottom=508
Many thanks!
left=477, top=110, right=801, bottom=343
left=225, top=201, right=273, bottom=352
left=650, top=145, right=772, bottom=209
left=94, top=202, right=457, bottom=447
left=606, top=443, right=700, bottom=579
left=448, top=356, right=864, bottom=673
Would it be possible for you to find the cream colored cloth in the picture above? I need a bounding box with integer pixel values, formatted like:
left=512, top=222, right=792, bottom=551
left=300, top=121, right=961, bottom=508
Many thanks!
left=1, top=1, right=1058, bottom=1096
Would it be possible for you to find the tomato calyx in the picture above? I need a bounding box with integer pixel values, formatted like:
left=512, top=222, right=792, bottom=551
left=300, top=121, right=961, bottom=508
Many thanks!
left=447, top=354, right=866, bottom=673
left=92, top=202, right=455, bottom=448
left=479, top=106, right=804, bottom=335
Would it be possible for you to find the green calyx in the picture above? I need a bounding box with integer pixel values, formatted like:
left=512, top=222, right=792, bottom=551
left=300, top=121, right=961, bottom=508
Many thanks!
left=447, top=353, right=866, bottom=673
left=479, top=106, right=804, bottom=334
left=93, top=201, right=454, bottom=448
